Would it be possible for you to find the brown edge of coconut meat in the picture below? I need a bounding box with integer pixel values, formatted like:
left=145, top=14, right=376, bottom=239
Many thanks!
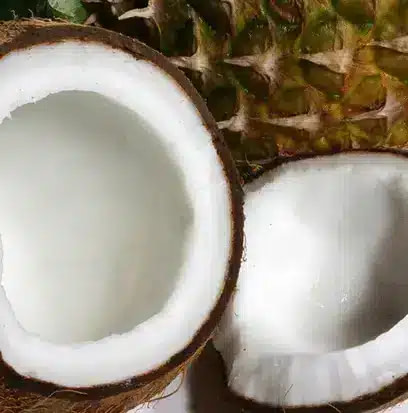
left=217, top=148, right=408, bottom=413
left=0, top=20, right=244, bottom=413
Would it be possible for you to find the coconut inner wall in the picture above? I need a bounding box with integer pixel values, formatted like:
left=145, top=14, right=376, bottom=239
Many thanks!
left=236, top=155, right=408, bottom=353
left=0, top=91, right=193, bottom=344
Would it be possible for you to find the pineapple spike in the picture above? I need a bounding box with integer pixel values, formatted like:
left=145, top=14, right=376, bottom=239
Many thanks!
left=119, top=6, right=154, bottom=20
left=84, top=13, right=98, bottom=25
left=222, top=0, right=262, bottom=32
left=223, top=56, right=254, bottom=68
left=217, top=107, right=248, bottom=132
left=217, top=112, right=246, bottom=132
left=301, top=49, right=355, bottom=74
left=169, top=56, right=195, bottom=70
left=256, top=114, right=322, bottom=133
left=371, top=36, right=408, bottom=54
left=224, top=48, right=281, bottom=85
left=350, top=93, right=404, bottom=128
left=169, top=49, right=209, bottom=72
left=170, top=11, right=221, bottom=75
left=218, top=91, right=249, bottom=133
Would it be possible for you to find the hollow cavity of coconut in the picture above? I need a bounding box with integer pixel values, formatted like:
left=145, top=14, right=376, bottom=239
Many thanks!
left=215, top=151, right=408, bottom=413
left=0, top=20, right=243, bottom=413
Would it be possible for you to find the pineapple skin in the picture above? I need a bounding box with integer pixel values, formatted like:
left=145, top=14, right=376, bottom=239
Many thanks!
left=85, top=0, right=408, bottom=180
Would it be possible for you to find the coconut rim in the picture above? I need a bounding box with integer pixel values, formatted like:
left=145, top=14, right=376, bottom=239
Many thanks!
left=0, top=20, right=244, bottom=399
left=216, top=148, right=408, bottom=413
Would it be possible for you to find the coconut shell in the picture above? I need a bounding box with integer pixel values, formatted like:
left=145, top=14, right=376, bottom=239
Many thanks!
left=0, top=20, right=244, bottom=413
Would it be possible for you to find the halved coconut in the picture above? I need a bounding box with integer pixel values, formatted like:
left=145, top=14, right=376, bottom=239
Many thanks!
left=215, top=151, right=408, bottom=412
left=0, top=20, right=243, bottom=412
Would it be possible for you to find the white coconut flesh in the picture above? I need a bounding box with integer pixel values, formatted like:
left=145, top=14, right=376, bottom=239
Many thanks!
left=214, top=153, right=408, bottom=407
left=0, top=42, right=233, bottom=387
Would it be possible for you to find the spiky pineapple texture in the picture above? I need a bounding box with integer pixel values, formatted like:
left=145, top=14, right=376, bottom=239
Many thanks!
left=7, top=0, right=408, bottom=180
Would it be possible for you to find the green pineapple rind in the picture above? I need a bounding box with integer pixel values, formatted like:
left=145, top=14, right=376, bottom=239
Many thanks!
left=82, top=0, right=408, bottom=179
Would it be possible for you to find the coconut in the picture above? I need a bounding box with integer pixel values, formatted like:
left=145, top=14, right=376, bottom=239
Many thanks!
left=215, top=151, right=408, bottom=412
left=0, top=20, right=243, bottom=412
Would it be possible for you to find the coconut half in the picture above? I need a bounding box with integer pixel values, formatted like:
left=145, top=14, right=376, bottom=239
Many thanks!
left=0, top=20, right=243, bottom=412
left=215, top=151, right=408, bottom=412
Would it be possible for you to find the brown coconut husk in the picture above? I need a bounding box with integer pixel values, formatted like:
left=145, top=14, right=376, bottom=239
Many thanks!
left=0, top=344, right=203, bottom=413
left=0, top=19, right=244, bottom=413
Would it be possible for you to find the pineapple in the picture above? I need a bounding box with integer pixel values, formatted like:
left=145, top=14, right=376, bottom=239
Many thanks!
left=83, top=0, right=408, bottom=181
